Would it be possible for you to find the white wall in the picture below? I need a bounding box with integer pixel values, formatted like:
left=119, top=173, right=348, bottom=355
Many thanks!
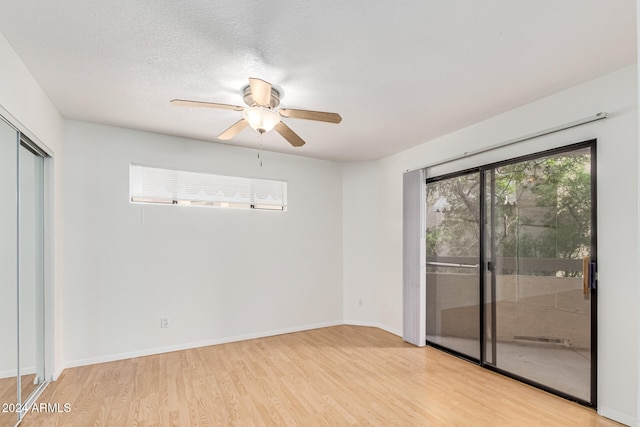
left=62, top=121, right=343, bottom=366
left=0, top=35, right=63, bottom=147
left=343, top=65, right=639, bottom=425
left=342, top=162, right=384, bottom=327
left=0, top=32, right=64, bottom=379
left=636, top=4, right=640, bottom=426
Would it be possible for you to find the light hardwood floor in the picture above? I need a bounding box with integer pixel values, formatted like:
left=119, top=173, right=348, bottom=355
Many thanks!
left=1, top=373, right=37, bottom=427
left=0, top=376, right=18, bottom=427
left=19, top=325, right=622, bottom=426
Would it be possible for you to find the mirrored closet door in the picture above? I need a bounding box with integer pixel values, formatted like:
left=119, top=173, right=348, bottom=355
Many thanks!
left=0, top=116, right=48, bottom=425
left=0, top=116, right=19, bottom=427
left=19, top=141, right=46, bottom=410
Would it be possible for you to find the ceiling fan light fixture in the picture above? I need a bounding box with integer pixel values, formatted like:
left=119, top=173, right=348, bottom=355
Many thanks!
left=243, top=107, right=281, bottom=134
left=172, top=77, right=341, bottom=146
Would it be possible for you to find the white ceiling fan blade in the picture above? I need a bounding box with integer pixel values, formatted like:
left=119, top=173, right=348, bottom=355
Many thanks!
left=278, top=108, right=342, bottom=124
left=171, top=99, right=244, bottom=111
left=248, top=78, right=272, bottom=107
left=218, top=119, right=249, bottom=140
left=274, top=122, right=305, bottom=147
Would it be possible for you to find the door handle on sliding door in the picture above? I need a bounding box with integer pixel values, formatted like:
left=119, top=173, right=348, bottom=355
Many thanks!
left=583, top=256, right=596, bottom=295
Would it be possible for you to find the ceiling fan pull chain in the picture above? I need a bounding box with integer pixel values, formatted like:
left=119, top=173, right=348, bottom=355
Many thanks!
left=258, top=132, right=263, bottom=167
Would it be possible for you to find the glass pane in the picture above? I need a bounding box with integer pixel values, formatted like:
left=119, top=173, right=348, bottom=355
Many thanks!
left=0, top=120, right=18, bottom=427
left=485, top=147, right=592, bottom=402
left=426, top=172, right=481, bottom=359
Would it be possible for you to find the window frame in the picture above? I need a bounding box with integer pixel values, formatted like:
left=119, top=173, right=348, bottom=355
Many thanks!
left=129, top=164, right=288, bottom=212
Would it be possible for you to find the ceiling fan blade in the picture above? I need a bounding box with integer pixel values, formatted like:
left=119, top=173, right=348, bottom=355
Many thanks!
left=248, top=78, right=272, bottom=107
left=274, top=122, right=305, bottom=147
left=218, top=119, right=249, bottom=140
left=278, top=108, right=342, bottom=124
left=171, top=99, right=244, bottom=111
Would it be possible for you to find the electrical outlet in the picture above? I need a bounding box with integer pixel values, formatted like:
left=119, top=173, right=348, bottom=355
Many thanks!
left=160, top=316, right=169, bottom=328
left=358, top=299, right=364, bottom=307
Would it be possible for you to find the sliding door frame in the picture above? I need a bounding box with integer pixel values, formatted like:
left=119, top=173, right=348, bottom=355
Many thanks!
left=425, top=166, right=483, bottom=363
left=426, top=138, right=597, bottom=407
left=0, top=112, right=54, bottom=421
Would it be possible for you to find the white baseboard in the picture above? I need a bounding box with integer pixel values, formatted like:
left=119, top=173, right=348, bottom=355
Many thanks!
left=0, top=369, right=14, bottom=379
left=0, top=366, right=35, bottom=380
left=63, top=320, right=343, bottom=370
left=598, top=406, right=637, bottom=427
left=342, top=320, right=402, bottom=337
left=52, top=364, right=65, bottom=381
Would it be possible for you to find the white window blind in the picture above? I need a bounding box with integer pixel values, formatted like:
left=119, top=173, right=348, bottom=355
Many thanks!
left=130, top=164, right=287, bottom=211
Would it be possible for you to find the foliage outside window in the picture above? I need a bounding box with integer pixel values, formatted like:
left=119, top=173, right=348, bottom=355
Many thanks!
left=426, top=151, right=591, bottom=277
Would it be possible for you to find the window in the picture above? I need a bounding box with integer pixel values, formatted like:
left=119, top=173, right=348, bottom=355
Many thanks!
left=129, top=164, right=287, bottom=211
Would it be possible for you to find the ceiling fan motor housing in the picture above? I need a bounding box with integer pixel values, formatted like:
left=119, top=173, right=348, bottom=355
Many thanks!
left=242, top=85, right=281, bottom=108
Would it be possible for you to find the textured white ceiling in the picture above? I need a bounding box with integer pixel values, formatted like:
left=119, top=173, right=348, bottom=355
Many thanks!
left=0, top=0, right=635, bottom=161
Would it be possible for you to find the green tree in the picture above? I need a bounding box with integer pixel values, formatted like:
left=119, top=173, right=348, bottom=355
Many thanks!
left=426, top=173, right=480, bottom=258
left=427, top=151, right=591, bottom=276
left=530, top=155, right=591, bottom=265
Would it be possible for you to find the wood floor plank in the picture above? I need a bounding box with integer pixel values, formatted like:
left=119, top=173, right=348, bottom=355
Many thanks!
left=18, top=325, right=624, bottom=426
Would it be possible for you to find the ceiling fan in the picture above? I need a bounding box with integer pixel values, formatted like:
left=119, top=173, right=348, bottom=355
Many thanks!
left=171, top=78, right=342, bottom=147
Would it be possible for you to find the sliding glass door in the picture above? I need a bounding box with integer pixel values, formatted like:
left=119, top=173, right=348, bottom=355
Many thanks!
left=426, top=171, right=481, bottom=360
left=426, top=141, right=596, bottom=405
left=483, top=144, right=595, bottom=402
